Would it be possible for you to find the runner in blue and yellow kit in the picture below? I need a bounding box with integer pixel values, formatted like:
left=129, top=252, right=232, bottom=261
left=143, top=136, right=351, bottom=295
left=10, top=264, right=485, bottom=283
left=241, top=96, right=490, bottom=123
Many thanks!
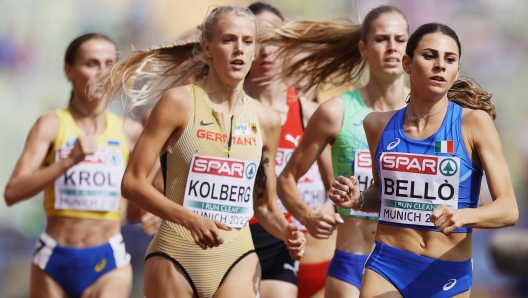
left=97, top=5, right=306, bottom=298
left=4, top=33, right=143, bottom=298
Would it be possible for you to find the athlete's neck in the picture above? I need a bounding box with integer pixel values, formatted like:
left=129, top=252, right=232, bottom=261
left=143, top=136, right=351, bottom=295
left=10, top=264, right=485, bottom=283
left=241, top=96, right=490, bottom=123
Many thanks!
left=68, top=97, right=107, bottom=135
left=361, top=73, right=408, bottom=112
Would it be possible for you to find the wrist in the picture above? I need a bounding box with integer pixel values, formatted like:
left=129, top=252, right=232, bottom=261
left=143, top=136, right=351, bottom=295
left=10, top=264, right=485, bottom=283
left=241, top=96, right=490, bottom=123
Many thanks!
left=351, top=191, right=364, bottom=211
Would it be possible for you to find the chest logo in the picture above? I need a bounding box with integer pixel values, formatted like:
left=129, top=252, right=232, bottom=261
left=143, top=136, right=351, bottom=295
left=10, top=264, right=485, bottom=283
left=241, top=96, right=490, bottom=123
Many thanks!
left=285, top=134, right=300, bottom=146
left=386, top=138, right=401, bottom=151
left=200, top=120, right=214, bottom=126
left=442, top=279, right=457, bottom=291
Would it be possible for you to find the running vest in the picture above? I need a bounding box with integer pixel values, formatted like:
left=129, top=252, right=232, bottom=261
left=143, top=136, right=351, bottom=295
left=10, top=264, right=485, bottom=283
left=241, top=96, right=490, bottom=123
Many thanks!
left=375, top=101, right=482, bottom=233
left=248, top=89, right=326, bottom=229
left=331, top=90, right=378, bottom=220
left=158, top=82, right=263, bottom=243
left=43, top=109, right=128, bottom=221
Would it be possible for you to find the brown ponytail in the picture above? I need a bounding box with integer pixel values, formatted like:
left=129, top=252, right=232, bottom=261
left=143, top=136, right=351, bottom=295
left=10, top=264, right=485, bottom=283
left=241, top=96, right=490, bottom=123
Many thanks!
left=448, top=77, right=496, bottom=119
left=260, top=19, right=364, bottom=89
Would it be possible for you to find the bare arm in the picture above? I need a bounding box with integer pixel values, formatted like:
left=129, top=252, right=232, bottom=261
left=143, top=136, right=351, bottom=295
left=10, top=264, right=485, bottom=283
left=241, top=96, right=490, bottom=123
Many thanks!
left=431, top=110, right=518, bottom=232
left=121, top=86, right=230, bottom=249
left=253, top=103, right=305, bottom=260
left=4, top=113, right=96, bottom=205
left=278, top=98, right=343, bottom=238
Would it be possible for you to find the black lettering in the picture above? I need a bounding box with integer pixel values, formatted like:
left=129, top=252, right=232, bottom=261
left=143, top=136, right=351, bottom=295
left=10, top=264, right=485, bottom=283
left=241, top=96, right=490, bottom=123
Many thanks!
left=237, top=186, right=245, bottom=202
left=414, top=212, right=422, bottom=222
left=438, top=180, right=454, bottom=200
left=357, top=175, right=369, bottom=191
left=64, top=171, right=76, bottom=186
left=244, top=187, right=251, bottom=202
left=424, top=182, right=436, bottom=200
left=220, top=185, right=229, bottom=200
left=210, top=184, right=219, bottom=200
left=229, top=185, right=237, bottom=202
left=108, top=172, right=117, bottom=187
left=425, top=214, right=431, bottom=222
left=199, top=182, right=210, bottom=198
left=396, top=180, right=408, bottom=197
left=188, top=180, right=199, bottom=196
left=79, top=171, right=90, bottom=186
left=410, top=181, right=422, bottom=199
left=384, top=178, right=394, bottom=195
left=93, top=172, right=105, bottom=186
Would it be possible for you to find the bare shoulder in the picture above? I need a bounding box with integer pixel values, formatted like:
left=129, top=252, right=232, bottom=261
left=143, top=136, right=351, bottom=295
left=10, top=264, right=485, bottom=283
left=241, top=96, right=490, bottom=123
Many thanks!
left=313, top=96, right=345, bottom=123
left=32, top=111, right=61, bottom=141
left=149, top=85, right=194, bottom=126
left=462, top=108, right=494, bottom=129
left=157, top=85, right=194, bottom=110
left=364, top=110, right=397, bottom=134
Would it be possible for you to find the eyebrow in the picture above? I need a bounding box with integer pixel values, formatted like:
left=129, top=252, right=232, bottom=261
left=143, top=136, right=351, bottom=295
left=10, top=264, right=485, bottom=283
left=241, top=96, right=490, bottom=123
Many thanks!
left=423, top=48, right=458, bottom=57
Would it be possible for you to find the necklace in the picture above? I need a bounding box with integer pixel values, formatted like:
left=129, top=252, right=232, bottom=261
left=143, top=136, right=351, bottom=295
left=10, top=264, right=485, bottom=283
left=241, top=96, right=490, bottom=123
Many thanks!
left=201, top=77, right=240, bottom=93
left=405, top=102, right=449, bottom=122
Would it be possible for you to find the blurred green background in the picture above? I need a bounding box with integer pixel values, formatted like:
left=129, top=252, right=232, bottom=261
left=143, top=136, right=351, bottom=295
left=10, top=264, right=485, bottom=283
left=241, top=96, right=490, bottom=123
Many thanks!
left=1, top=0, right=527, bottom=297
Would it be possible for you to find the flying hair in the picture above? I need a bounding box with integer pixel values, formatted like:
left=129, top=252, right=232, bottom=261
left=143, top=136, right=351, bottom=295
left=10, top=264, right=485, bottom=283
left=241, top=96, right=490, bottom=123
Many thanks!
left=92, top=4, right=256, bottom=114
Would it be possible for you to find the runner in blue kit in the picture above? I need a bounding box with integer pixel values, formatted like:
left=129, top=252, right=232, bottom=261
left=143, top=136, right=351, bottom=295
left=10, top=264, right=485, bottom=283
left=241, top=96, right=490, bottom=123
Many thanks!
left=329, top=22, right=518, bottom=297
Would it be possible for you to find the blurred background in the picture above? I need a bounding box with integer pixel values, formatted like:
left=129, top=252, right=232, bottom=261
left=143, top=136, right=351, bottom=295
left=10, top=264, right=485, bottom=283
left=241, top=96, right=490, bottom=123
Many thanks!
left=1, top=0, right=527, bottom=297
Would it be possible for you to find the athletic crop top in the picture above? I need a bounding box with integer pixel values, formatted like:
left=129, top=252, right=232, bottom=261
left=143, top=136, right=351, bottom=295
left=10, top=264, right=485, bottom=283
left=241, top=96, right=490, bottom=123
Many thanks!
left=43, top=109, right=129, bottom=221
left=160, top=82, right=263, bottom=243
left=331, top=90, right=378, bottom=220
left=375, top=101, right=482, bottom=233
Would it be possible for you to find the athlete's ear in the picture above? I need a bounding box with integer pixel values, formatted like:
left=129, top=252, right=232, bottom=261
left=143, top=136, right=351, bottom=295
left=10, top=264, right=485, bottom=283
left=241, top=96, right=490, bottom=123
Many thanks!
left=202, top=39, right=211, bottom=60
left=358, top=40, right=366, bottom=59
left=402, top=54, right=411, bottom=75
left=64, top=64, right=72, bottom=81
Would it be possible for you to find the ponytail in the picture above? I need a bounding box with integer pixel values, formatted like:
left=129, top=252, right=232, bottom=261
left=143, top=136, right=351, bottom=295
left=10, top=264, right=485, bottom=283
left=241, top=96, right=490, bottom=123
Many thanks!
left=260, top=19, right=364, bottom=89
left=448, top=77, right=496, bottom=119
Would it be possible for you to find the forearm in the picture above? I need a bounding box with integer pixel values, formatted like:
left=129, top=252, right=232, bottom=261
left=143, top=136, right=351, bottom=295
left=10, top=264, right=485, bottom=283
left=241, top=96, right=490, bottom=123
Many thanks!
left=254, top=201, right=289, bottom=240
left=122, top=175, right=195, bottom=227
left=277, top=174, right=314, bottom=226
left=359, top=185, right=381, bottom=213
left=460, top=199, right=518, bottom=229
left=4, top=157, right=76, bottom=206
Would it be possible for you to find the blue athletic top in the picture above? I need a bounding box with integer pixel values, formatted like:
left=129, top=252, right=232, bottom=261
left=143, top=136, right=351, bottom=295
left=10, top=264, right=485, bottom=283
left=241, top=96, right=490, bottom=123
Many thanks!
left=374, top=101, right=482, bottom=233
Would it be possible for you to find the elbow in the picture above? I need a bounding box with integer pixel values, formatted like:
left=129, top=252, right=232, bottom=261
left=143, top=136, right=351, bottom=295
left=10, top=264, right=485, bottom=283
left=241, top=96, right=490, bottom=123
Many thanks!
left=121, top=175, right=137, bottom=203
left=505, top=209, right=519, bottom=227
left=4, top=186, right=18, bottom=207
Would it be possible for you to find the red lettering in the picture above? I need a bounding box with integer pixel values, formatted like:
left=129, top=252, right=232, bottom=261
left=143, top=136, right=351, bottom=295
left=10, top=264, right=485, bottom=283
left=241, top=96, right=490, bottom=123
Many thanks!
left=381, top=153, right=437, bottom=175
left=192, top=156, right=245, bottom=178
left=197, top=129, right=206, bottom=139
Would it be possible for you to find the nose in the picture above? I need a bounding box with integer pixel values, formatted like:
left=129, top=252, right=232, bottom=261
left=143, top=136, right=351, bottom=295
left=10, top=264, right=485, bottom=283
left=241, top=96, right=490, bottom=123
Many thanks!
left=434, top=58, right=446, bottom=71
left=387, top=37, right=396, bottom=53
left=234, top=40, right=244, bottom=55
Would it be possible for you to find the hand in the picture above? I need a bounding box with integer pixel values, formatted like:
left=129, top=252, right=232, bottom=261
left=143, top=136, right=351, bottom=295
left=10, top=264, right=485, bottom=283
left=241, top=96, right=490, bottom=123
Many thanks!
left=68, top=127, right=97, bottom=164
left=187, top=214, right=232, bottom=250
left=140, top=212, right=161, bottom=236
left=283, top=223, right=307, bottom=260
left=302, top=204, right=342, bottom=239
left=328, top=176, right=361, bottom=209
left=430, top=205, right=463, bottom=235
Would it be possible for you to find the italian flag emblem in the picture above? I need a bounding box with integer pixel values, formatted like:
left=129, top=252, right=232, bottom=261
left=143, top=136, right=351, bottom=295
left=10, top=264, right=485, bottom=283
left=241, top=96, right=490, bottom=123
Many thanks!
left=435, top=140, right=454, bottom=153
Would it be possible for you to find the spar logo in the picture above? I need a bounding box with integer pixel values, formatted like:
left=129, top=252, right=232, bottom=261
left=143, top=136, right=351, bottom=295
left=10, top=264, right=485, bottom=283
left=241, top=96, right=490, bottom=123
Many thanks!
left=439, top=158, right=458, bottom=177
left=381, top=153, right=437, bottom=175
left=57, top=148, right=106, bottom=164
left=192, top=156, right=246, bottom=178
left=356, top=150, right=372, bottom=168
left=245, top=163, right=257, bottom=180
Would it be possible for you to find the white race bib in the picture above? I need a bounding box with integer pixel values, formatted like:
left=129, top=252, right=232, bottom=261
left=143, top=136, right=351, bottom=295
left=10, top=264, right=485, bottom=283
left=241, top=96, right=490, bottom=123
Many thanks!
left=183, top=155, right=257, bottom=228
left=276, top=148, right=326, bottom=230
left=379, top=152, right=460, bottom=226
left=54, top=147, right=123, bottom=211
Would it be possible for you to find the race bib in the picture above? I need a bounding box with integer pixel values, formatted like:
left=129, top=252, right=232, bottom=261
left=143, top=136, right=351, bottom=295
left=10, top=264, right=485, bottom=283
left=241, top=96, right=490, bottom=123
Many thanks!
left=183, top=155, right=257, bottom=228
left=54, top=147, right=123, bottom=211
left=379, top=152, right=460, bottom=226
left=339, top=150, right=379, bottom=219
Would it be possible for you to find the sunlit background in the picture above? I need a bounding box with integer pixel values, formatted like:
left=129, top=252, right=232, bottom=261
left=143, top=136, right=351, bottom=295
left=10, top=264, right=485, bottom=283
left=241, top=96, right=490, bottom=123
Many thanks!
left=1, top=0, right=527, bottom=297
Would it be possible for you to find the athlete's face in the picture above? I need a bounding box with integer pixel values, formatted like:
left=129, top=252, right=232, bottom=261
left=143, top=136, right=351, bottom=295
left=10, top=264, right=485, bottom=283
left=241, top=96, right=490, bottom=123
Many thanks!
left=64, top=38, right=117, bottom=102
left=204, top=15, right=256, bottom=83
left=359, top=12, right=408, bottom=77
left=403, top=32, right=460, bottom=97
left=249, top=10, right=283, bottom=79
